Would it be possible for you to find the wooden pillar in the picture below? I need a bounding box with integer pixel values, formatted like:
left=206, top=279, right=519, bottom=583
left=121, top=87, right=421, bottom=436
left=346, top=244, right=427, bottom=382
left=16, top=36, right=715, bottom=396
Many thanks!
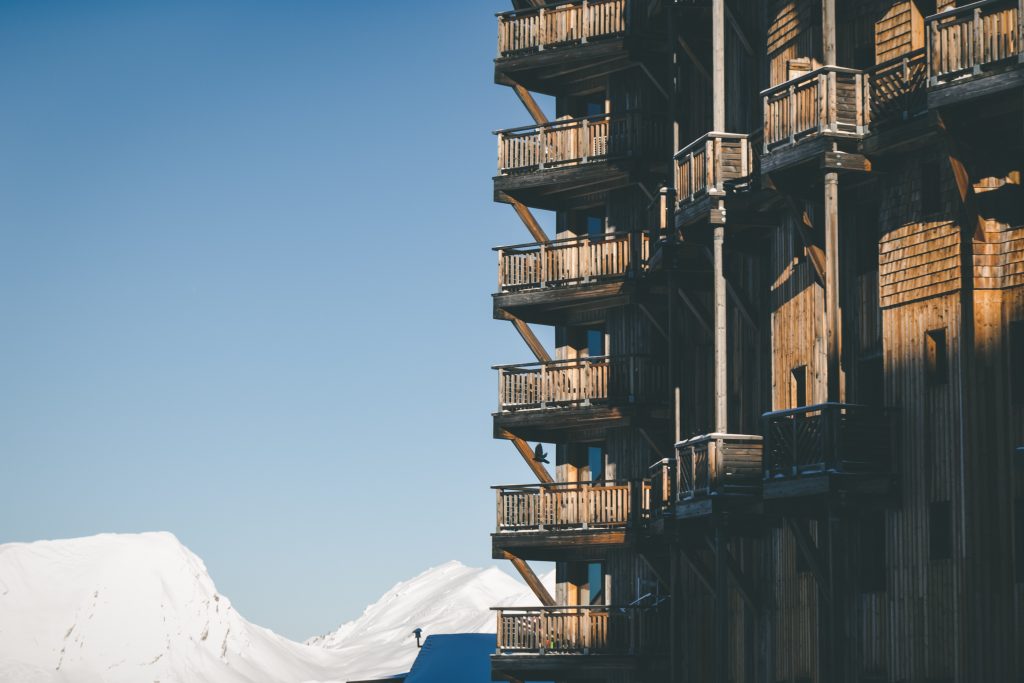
left=824, top=172, right=841, bottom=402
left=664, top=187, right=682, bottom=443
left=670, top=544, right=681, bottom=682
left=714, top=526, right=729, bottom=683
left=822, top=0, right=836, bottom=66
left=714, top=220, right=728, bottom=432
left=712, top=0, right=726, bottom=131
left=825, top=511, right=846, bottom=683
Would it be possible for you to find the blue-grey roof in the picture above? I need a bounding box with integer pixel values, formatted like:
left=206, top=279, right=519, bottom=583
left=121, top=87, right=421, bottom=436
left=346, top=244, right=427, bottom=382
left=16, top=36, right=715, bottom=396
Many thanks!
left=403, top=634, right=495, bottom=683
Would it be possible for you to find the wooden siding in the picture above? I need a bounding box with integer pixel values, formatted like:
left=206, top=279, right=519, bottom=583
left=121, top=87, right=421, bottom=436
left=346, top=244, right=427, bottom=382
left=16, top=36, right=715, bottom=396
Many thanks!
left=767, top=0, right=820, bottom=87
left=875, top=0, right=926, bottom=63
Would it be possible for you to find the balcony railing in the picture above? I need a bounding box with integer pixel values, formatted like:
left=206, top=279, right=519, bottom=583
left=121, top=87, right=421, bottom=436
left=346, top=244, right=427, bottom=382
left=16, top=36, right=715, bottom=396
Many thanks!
left=927, top=0, right=1022, bottom=83
left=495, top=480, right=649, bottom=533
left=762, top=403, right=891, bottom=479
left=497, top=0, right=627, bottom=57
left=675, top=132, right=753, bottom=205
left=649, top=433, right=763, bottom=513
left=496, top=112, right=667, bottom=175
left=762, top=66, right=869, bottom=153
left=867, top=49, right=928, bottom=124
left=495, top=355, right=665, bottom=412
left=496, top=232, right=649, bottom=293
left=495, top=604, right=664, bottom=655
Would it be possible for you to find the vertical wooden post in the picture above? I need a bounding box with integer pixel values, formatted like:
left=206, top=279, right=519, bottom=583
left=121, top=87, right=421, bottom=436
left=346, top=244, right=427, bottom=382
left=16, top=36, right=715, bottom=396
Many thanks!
left=670, top=545, right=680, bottom=681
left=714, top=221, right=728, bottom=433
left=714, top=526, right=729, bottom=683
left=823, top=0, right=836, bottom=65
left=825, top=171, right=841, bottom=402
left=713, top=0, right=726, bottom=132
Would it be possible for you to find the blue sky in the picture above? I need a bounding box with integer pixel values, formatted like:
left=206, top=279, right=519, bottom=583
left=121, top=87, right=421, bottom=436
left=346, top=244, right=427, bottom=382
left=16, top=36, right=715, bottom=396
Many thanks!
left=0, top=1, right=557, bottom=641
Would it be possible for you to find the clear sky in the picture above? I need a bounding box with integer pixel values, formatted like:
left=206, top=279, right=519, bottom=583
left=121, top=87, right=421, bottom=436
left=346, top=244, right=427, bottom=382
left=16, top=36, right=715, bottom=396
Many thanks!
left=0, top=0, right=557, bottom=641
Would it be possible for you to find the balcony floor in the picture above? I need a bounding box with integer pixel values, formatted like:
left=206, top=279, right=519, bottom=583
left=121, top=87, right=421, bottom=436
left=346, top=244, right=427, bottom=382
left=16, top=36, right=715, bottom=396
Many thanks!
left=492, top=653, right=645, bottom=680
left=492, top=528, right=630, bottom=562
left=494, top=279, right=638, bottom=326
left=494, top=403, right=670, bottom=444
left=928, top=59, right=1024, bottom=109
left=762, top=471, right=897, bottom=515
left=495, top=38, right=632, bottom=97
left=494, top=159, right=654, bottom=211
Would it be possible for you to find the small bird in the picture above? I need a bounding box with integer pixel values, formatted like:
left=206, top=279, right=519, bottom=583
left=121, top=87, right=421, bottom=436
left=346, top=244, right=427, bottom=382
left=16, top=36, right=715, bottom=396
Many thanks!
left=412, top=627, right=423, bottom=648
left=533, top=444, right=549, bottom=464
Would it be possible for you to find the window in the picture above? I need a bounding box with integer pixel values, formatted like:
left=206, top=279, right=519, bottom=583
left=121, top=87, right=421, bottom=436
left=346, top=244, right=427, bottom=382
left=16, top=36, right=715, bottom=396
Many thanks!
left=586, top=329, right=605, bottom=357
left=791, top=366, right=808, bottom=408
left=586, top=214, right=604, bottom=237
left=587, top=446, right=604, bottom=482
left=1011, top=320, right=1024, bottom=405
left=921, top=162, right=942, bottom=216
left=587, top=562, right=606, bottom=605
left=859, top=513, right=887, bottom=592
left=926, top=329, right=948, bottom=386
left=929, top=501, right=953, bottom=561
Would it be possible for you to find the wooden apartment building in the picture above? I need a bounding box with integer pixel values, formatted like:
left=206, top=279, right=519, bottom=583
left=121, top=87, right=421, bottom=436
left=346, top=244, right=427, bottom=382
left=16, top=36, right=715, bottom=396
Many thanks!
left=484, top=1, right=1024, bottom=681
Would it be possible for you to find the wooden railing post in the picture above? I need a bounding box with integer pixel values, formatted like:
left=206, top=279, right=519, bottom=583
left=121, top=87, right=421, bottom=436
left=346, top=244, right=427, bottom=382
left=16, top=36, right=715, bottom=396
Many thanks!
left=582, top=0, right=589, bottom=43
left=581, top=117, right=590, bottom=163
left=538, top=7, right=546, bottom=50
left=974, top=7, right=983, bottom=73
left=787, top=85, right=797, bottom=144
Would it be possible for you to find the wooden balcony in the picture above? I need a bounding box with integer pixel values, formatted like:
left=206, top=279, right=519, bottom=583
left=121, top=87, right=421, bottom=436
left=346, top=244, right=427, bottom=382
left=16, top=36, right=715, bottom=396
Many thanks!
left=493, top=355, right=669, bottom=443
left=493, top=232, right=650, bottom=325
left=926, top=0, right=1023, bottom=107
left=867, top=49, right=928, bottom=126
left=762, top=403, right=894, bottom=504
left=648, top=433, right=762, bottom=528
left=761, top=67, right=870, bottom=174
left=494, top=112, right=669, bottom=210
left=492, top=480, right=649, bottom=560
left=492, top=604, right=666, bottom=679
left=674, top=132, right=754, bottom=227
left=494, top=0, right=641, bottom=96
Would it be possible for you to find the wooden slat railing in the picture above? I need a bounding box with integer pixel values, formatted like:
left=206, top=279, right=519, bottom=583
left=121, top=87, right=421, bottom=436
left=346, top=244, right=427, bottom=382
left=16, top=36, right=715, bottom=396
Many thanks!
left=494, top=480, right=644, bottom=532
left=649, top=433, right=763, bottom=511
left=762, top=66, right=869, bottom=153
left=495, top=355, right=666, bottom=411
left=496, top=112, right=667, bottom=174
left=494, top=604, right=664, bottom=654
left=867, top=49, right=928, bottom=124
left=497, top=0, right=627, bottom=57
left=675, top=132, right=753, bottom=205
left=762, top=403, right=891, bottom=479
left=496, top=232, right=650, bottom=293
left=927, top=0, right=1022, bottom=83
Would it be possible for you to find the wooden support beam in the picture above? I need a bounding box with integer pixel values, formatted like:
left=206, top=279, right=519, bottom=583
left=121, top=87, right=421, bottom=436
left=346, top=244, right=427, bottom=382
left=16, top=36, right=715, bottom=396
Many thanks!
left=638, top=552, right=670, bottom=591
left=509, top=317, right=551, bottom=363
left=677, top=36, right=711, bottom=83
left=724, top=3, right=754, bottom=56
left=824, top=171, right=841, bottom=403
left=677, top=287, right=713, bottom=335
left=680, top=548, right=716, bottom=596
left=713, top=223, right=728, bottom=433
left=714, top=527, right=729, bottom=683
left=936, top=113, right=987, bottom=240
left=502, top=551, right=554, bottom=606
left=639, top=427, right=671, bottom=460
left=639, top=303, right=669, bottom=340
left=500, top=193, right=550, bottom=243
left=822, top=151, right=871, bottom=173
left=701, top=247, right=758, bottom=331
left=511, top=82, right=548, bottom=126
left=786, top=518, right=830, bottom=601
left=639, top=63, right=670, bottom=101
left=703, top=534, right=758, bottom=611
left=822, top=0, right=836, bottom=65
left=762, top=174, right=826, bottom=283
left=506, top=433, right=555, bottom=484
left=712, top=0, right=726, bottom=131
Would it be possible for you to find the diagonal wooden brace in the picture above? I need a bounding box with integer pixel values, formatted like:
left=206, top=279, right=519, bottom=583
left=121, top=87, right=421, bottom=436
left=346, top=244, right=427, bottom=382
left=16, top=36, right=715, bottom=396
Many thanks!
left=501, top=551, right=554, bottom=606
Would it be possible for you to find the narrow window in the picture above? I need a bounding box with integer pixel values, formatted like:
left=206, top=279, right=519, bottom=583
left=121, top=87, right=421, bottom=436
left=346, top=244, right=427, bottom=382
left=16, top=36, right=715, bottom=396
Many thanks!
left=921, top=162, right=941, bottom=216
left=926, top=329, right=948, bottom=386
left=587, top=562, right=606, bottom=605
left=929, top=501, right=953, bottom=561
left=587, top=446, right=604, bottom=482
left=586, top=328, right=605, bottom=357
left=586, top=214, right=604, bottom=237
left=791, top=365, right=808, bottom=408
left=859, top=513, right=887, bottom=592
left=1011, top=320, right=1024, bottom=405
left=1016, top=498, right=1024, bottom=582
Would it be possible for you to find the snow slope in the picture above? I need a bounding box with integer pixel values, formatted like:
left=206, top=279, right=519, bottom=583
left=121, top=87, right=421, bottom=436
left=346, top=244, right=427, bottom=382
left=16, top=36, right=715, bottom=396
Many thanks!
left=306, top=560, right=554, bottom=679
left=0, top=532, right=551, bottom=683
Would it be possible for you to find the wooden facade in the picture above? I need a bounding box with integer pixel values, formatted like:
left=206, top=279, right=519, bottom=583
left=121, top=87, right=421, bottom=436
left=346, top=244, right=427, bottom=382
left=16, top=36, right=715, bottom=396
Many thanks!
left=485, top=1, right=1024, bottom=681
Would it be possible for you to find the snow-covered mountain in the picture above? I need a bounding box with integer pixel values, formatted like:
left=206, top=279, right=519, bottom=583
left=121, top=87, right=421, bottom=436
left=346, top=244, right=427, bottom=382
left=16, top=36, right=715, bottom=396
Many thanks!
left=0, top=532, right=551, bottom=683
left=306, top=559, right=555, bottom=679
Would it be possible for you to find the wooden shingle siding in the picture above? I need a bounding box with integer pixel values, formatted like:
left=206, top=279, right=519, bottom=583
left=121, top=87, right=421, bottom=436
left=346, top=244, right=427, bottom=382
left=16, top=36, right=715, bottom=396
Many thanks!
left=875, top=1, right=925, bottom=63
left=880, top=220, right=962, bottom=308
